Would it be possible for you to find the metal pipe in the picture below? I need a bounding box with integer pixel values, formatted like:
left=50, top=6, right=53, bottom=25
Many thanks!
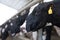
left=18, top=0, right=42, bottom=12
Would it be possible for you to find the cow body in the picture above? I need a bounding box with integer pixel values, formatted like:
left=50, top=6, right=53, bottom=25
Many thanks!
left=1, top=1, right=60, bottom=40
left=25, top=0, right=60, bottom=32
left=1, top=9, right=29, bottom=40
left=25, top=1, right=60, bottom=40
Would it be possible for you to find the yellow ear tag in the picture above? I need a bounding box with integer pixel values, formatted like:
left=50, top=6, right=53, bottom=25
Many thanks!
left=48, top=7, right=53, bottom=14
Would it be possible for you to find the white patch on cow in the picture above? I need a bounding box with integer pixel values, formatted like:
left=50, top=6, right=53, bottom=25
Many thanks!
left=20, top=32, right=23, bottom=36
left=20, top=20, right=27, bottom=33
left=16, top=15, right=19, bottom=18
left=44, top=0, right=53, bottom=2
left=5, top=24, right=8, bottom=28
left=2, top=28, right=5, bottom=33
left=9, top=20, right=11, bottom=22
left=20, top=21, right=26, bottom=28
left=10, top=23, right=13, bottom=26
left=12, top=33, right=15, bottom=36
left=28, top=3, right=39, bottom=16
left=42, top=34, right=46, bottom=40
left=42, top=31, right=46, bottom=40
left=46, top=23, right=52, bottom=26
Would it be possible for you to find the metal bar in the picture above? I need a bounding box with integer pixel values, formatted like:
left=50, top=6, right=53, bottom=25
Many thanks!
left=37, top=29, right=43, bottom=40
left=18, top=0, right=42, bottom=12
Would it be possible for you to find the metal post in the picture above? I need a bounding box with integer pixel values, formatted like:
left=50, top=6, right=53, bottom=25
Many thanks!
left=37, top=29, right=43, bottom=40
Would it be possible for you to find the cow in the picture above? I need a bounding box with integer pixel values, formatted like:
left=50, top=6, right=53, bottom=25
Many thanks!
left=23, top=1, right=60, bottom=40
left=20, top=3, right=39, bottom=40
left=0, top=8, right=30, bottom=40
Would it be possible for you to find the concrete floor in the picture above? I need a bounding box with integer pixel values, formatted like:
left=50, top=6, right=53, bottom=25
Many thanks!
left=0, top=31, right=60, bottom=40
left=51, top=31, right=60, bottom=40
left=0, top=35, right=60, bottom=40
left=51, top=35, right=60, bottom=40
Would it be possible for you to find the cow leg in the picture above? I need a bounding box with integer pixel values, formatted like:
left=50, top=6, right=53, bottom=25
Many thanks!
left=1, top=30, right=9, bottom=40
left=37, top=29, right=43, bottom=40
left=32, top=31, right=37, bottom=40
left=46, top=25, right=53, bottom=40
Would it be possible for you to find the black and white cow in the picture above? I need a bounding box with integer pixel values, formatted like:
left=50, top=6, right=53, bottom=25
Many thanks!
left=1, top=1, right=60, bottom=40
left=20, top=2, right=53, bottom=40
left=22, top=1, right=60, bottom=40
left=20, top=3, right=40, bottom=40
left=0, top=8, right=29, bottom=40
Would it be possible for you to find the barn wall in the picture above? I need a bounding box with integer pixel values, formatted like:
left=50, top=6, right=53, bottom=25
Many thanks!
left=0, top=0, right=32, bottom=10
left=0, top=0, right=42, bottom=11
